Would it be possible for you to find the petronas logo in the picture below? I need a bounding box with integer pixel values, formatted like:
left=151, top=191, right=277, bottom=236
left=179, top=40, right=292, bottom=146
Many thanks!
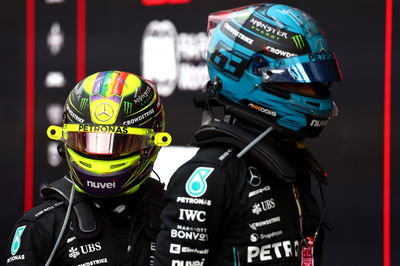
left=80, top=98, right=88, bottom=110
left=124, top=101, right=132, bottom=115
left=292, top=35, right=305, bottom=50
left=11, top=226, right=26, bottom=255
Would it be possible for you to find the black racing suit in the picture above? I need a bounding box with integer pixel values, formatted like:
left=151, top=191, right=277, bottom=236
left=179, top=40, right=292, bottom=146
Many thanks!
left=6, top=177, right=164, bottom=266
left=154, top=139, right=325, bottom=265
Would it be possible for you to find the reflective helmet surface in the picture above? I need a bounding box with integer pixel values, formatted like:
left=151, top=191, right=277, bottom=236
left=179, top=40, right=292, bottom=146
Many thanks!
left=48, top=71, right=171, bottom=197
left=207, top=3, right=342, bottom=138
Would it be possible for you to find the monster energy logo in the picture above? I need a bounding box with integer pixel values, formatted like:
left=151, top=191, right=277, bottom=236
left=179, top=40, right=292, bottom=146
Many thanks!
left=124, top=101, right=132, bottom=115
left=80, top=98, right=88, bottom=110
left=292, top=35, right=305, bottom=50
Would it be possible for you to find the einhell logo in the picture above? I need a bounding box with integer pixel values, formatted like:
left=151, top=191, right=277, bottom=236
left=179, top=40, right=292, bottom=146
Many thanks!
left=87, top=180, right=116, bottom=189
left=142, top=0, right=191, bottom=6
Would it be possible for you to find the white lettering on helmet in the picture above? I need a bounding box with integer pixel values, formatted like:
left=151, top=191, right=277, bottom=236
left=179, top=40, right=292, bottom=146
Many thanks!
left=249, top=18, right=288, bottom=39
left=310, top=119, right=329, bottom=127
left=224, top=23, right=254, bottom=45
left=265, top=46, right=297, bottom=58
left=123, top=108, right=155, bottom=125
left=86, top=181, right=116, bottom=189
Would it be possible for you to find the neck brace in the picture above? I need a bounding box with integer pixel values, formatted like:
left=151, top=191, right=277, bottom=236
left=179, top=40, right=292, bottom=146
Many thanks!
left=193, top=120, right=328, bottom=185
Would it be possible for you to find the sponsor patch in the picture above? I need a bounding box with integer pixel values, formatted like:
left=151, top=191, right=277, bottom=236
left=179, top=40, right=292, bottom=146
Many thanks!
left=250, top=231, right=283, bottom=242
left=252, top=199, right=276, bottom=215
left=169, top=243, right=209, bottom=255
left=249, top=216, right=281, bottom=230
left=176, top=196, right=212, bottom=206
left=185, top=167, right=214, bottom=198
left=247, top=167, right=261, bottom=187
left=77, top=258, right=108, bottom=266
left=34, top=201, right=64, bottom=217
left=248, top=185, right=271, bottom=198
left=172, top=259, right=205, bottom=266
left=179, top=208, right=206, bottom=222
left=7, top=254, right=25, bottom=263
left=247, top=240, right=299, bottom=263
left=11, top=226, right=26, bottom=255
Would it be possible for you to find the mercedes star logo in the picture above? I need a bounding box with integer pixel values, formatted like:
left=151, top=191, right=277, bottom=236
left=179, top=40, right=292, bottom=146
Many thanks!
left=94, top=103, right=114, bottom=122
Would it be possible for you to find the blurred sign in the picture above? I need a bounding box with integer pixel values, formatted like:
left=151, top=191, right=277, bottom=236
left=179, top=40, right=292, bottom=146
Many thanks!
left=141, top=20, right=208, bottom=97
left=47, top=22, right=64, bottom=55
left=141, top=0, right=192, bottom=6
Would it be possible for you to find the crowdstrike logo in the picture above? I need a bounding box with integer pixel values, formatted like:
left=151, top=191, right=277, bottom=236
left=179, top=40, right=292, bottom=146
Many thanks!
left=249, top=216, right=281, bottom=230
left=223, top=22, right=254, bottom=45
left=263, top=45, right=297, bottom=58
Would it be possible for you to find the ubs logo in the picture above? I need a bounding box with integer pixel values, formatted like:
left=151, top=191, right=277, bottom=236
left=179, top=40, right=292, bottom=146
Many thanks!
left=94, top=103, right=114, bottom=122
left=68, top=242, right=102, bottom=259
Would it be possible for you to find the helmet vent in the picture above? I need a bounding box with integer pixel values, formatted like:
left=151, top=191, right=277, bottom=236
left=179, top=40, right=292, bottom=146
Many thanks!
left=111, top=163, right=126, bottom=169
left=306, top=101, right=320, bottom=107
left=79, top=161, right=92, bottom=168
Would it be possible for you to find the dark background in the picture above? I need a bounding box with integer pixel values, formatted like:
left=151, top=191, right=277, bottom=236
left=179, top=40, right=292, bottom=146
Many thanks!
left=1, top=0, right=399, bottom=265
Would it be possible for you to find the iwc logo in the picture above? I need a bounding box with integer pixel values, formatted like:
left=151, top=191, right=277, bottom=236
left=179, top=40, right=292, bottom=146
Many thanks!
left=94, top=103, right=114, bottom=122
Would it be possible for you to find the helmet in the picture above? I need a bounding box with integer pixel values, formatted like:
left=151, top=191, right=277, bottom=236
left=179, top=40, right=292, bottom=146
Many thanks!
left=206, top=3, right=342, bottom=138
left=47, top=71, right=171, bottom=197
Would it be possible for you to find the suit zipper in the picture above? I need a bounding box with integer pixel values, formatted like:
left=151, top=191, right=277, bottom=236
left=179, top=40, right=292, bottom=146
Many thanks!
left=125, top=215, right=135, bottom=265
left=291, top=184, right=304, bottom=234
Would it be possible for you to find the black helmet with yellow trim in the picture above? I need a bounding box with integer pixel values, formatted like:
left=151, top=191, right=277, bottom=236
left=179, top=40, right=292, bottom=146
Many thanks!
left=47, top=71, right=171, bottom=197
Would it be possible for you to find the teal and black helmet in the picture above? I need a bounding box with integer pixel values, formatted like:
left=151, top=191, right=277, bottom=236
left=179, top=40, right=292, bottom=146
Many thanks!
left=207, top=3, right=342, bottom=138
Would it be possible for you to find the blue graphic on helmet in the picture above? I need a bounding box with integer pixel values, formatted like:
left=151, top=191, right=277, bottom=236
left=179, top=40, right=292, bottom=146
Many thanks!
left=207, top=3, right=342, bottom=137
left=185, top=167, right=214, bottom=198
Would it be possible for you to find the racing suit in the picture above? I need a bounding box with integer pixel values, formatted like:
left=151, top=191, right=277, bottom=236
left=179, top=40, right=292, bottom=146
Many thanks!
left=6, top=176, right=164, bottom=266
left=154, top=127, right=325, bottom=265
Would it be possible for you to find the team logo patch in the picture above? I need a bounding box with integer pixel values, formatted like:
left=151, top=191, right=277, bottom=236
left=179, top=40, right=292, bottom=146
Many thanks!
left=185, top=167, right=214, bottom=198
left=94, top=103, right=114, bottom=122
left=11, top=226, right=26, bottom=255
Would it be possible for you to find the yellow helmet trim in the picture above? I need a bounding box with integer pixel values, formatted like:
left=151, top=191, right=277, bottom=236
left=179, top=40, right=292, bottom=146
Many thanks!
left=67, top=148, right=140, bottom=174
left=47, top=124, right=172, bottom=147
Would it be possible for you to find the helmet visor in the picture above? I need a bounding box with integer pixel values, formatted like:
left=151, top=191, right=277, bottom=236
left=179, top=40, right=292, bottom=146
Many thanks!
left=258, top=53, right=342, bottom=83
left=65, top=131, right=152, bottom=155
left=46, top=124, right=172, bottom=156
